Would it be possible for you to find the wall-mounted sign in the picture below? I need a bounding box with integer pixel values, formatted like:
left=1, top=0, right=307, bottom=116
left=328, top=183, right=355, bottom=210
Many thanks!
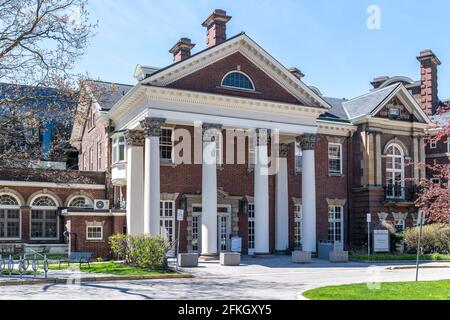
left=231, top=237, right=242, bottom=253
left=373, top=230, right=390, bottom=252
left=177, top=209, right=184, bottom=221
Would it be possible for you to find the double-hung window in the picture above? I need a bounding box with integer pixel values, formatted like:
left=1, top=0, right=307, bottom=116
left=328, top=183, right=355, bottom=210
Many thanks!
left=0, top=195, right=21, bottom=239
left=328, top=143, right=342, bottom=175
left=30, top=196, right=58, bottom=239
left=160, top=129, right=173, bottom=162
left=97, top=141, right=102, bottom=171
left=112, top=136, right=126, bottom=164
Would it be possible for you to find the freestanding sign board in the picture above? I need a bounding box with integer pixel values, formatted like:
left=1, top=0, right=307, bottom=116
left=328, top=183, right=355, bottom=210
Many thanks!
left=175, top=209, right=184, bottom=271
left=373, top=230, right=390, bottom=252
left=177, top=209, right=184, bottom=221
left=231, top=237, right=242, bottom=253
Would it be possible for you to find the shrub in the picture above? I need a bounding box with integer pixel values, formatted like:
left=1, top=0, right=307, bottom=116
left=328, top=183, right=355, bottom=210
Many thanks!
left=109, top=234, right=174, bottom=270
left=404, top=224, right=450, bottom=254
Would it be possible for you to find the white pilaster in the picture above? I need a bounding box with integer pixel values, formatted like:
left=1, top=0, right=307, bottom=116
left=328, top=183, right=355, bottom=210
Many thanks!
left=413, top=137, right=420, bottom=184
left=298, top=134, right=319, bottom=253
left=125, top=130, right=144, bottom=235
left=254, top=129, right=270, bottom=254
left=275, top=143, right=289, bottom=252
left=201, top=123, right=221, bottom=256
left=141, top=117, right=165, bottom=236
left=419, top=137, right=426, bottom=180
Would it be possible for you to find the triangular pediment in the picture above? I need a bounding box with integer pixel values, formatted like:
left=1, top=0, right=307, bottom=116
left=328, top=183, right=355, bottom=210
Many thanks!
left=371, top=85, right=431, bottom=124
left=142, top=34, right=330, bottom=109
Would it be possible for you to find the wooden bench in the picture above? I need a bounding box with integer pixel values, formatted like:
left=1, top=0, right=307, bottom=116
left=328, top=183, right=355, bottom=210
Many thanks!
left=59, top=252, right=92, bottom=269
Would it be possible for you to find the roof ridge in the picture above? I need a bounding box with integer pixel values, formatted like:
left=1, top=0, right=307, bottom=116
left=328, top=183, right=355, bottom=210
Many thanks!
left=343, top=83, right=400, bottom=104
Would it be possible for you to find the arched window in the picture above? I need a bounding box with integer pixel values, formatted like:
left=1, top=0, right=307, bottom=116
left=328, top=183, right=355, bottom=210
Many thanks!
left=0, top=194, right=21, bottom=239
left=221, top=71, right=255, bottom=91
left=30, top=195, right=58, bottom=239
left=68, top=196, right=93, bottom=208
left=386, top=144, right=405, bottom=199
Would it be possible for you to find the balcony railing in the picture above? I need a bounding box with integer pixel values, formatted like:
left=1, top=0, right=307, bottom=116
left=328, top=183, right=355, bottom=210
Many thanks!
left=384, top=185, right=420, bottom=202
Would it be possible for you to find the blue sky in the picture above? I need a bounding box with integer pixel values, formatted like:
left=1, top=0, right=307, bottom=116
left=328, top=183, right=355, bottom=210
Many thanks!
left=76, top=0, right=450, bottom=100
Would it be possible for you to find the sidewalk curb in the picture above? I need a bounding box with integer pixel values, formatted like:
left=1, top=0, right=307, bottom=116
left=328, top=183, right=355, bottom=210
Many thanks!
left=386, top=265, right=450, bottom=270
left=0, top=273, right=194, bottom=287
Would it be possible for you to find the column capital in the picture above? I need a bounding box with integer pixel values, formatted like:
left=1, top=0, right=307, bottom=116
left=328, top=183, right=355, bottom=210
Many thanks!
left=202, top=123, right=222, bottom=141
left=296, top=134, right=319, bottom=150
left=140, top=117, right=166, bottom=137
left=124, top=130, right=144, bottom=147
left=256, top=128, right=271, bottom=146
left=278, top=143, right=290, bottom=158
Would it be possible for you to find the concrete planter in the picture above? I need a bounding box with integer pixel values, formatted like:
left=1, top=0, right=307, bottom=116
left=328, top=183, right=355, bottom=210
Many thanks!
left=292, top=251, right=312, bottom=263
left=178, top=253, right=199, bottom=267
left=329, top=251, right=349, bottom=263
left=220, top=252, right=241, bottom=266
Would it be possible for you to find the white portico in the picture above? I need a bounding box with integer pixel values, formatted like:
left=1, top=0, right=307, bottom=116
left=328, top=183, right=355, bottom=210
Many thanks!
left=107, top=32, right=331, bottom=255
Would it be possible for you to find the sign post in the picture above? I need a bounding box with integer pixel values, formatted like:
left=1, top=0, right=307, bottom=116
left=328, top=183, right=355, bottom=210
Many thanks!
left=367, top=213, right=372, bottom=256
left=415, top=211, right=425, bottom=282
left=176, top=209, right=184, bottom=271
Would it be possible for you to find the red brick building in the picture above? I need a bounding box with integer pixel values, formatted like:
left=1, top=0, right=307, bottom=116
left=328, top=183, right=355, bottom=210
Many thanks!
left=4, top=9, right=445, bottom=258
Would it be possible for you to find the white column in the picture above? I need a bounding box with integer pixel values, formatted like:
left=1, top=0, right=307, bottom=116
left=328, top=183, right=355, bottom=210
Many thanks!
left=254, top=129, right=270, bottom=254
left=201, top=123, right=221, bottom=256
left=298, top=134, right=318, bottom=253
left=140, top=117, right=165, bottom=236
left=419, top=136, right=427, bottom=180
left=375, top=133, right=382, bottom=186
left=413, top=136, right=420, bottom=184
left=275, top=143, right=289, bottom=252
left=125, top=130, right=144, bottom=235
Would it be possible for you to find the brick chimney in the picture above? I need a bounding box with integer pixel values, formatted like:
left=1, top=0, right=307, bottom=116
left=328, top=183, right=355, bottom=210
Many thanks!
left=202, top=9, right=232, bottom=47
left=371, top=76, right=390, bottom=89
left=417, top=49, right=441, bottom=115
left=169, top=38, right=195, bottom=63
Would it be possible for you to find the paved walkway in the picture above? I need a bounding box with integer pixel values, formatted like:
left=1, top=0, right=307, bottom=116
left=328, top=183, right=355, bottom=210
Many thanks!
left=0, top=256, right=449, bottom=300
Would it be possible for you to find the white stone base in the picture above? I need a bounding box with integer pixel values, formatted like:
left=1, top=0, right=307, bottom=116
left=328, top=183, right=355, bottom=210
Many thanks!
left=329, top=251, right=349, bottom=263
left=220, top=252, right=241, bottom=266
left=292, top=251, right=312, bottom=263
left=178, top=253, right=199, bottom=267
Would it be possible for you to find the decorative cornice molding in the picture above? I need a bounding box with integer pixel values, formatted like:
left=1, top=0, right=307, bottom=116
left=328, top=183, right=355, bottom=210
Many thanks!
left=124, top=130, right=145, bottom=147
left=297, top=134, right=319, bottom=150
left=140, top=117, right=166, bottom=137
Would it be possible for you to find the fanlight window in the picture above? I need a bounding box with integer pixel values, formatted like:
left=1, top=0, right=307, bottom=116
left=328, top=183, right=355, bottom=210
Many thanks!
left=32, top=196, right=57, bottom=207
left=221, top=72, right=255, bottom=91
left=69, top=197, right=92, bottom=208
left=386, top=144, right=405, bottom=199
left=0, top=195, right=19, bottom=206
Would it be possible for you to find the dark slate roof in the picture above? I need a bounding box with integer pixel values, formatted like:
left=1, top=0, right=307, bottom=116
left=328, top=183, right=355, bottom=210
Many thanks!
left=321, top=97, right=349, bottom=120
left=89, top=81, right=133, bottom=111
left=341, top=83, right=400, bottom=119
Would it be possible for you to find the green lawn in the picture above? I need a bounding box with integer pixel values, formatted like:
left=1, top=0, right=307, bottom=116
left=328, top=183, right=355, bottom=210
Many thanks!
left=303, top=280, right=450, bottom=300
left=350, top=253, right=450, bottom=262
left=49, top=261, right=173, bottom=276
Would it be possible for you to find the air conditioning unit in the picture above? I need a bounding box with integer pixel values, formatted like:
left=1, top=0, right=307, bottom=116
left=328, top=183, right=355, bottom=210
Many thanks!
left=94, top=199, right=110, bottom=210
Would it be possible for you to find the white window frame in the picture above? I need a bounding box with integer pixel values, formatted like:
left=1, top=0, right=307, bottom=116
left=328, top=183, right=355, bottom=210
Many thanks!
left=431, top=178, right=441, bottom=185
left=220, top=71, right=256, bottom=92
left=248, top=203, right=255, bottom=255
left=191, top=214, right=200, bottom=252
left=328, top=205, right=344, bottom=243
left=447, top=138, right=450, bottom=153
left=68, top=196, right=94, bottom=208
left=328, top=143, right=343, bottom=175
left=294, top=204, right=302, bottom=249
left=394, top=219, right=405, bottom=233
left=386, top=144, right=405, bottom=199
left=112, top=135, right=126, bottom=164
left=88, top=146, right=94, bottom=171
left=0, top=194, right=22, bottom=240
left=29, top=195, right=59, bottom=241
left=160, top=200, right=175, bottom=242
left=430, top=139, right=437, bottom=149
left=86, top=225, right=103, bottom=241
left=160, top=127, right=174, bottom=163
left=295, top=142, right=303, bottom=173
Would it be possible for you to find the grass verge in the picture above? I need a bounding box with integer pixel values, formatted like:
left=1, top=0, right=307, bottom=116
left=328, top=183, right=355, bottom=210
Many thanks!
left=303, top=280, right=450, bottom=300
left=49, top=261, right=174, bottom=276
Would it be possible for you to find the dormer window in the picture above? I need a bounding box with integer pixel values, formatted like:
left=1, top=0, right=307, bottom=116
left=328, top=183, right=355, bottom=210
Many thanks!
left=221, top=71, right=255, bottom=91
